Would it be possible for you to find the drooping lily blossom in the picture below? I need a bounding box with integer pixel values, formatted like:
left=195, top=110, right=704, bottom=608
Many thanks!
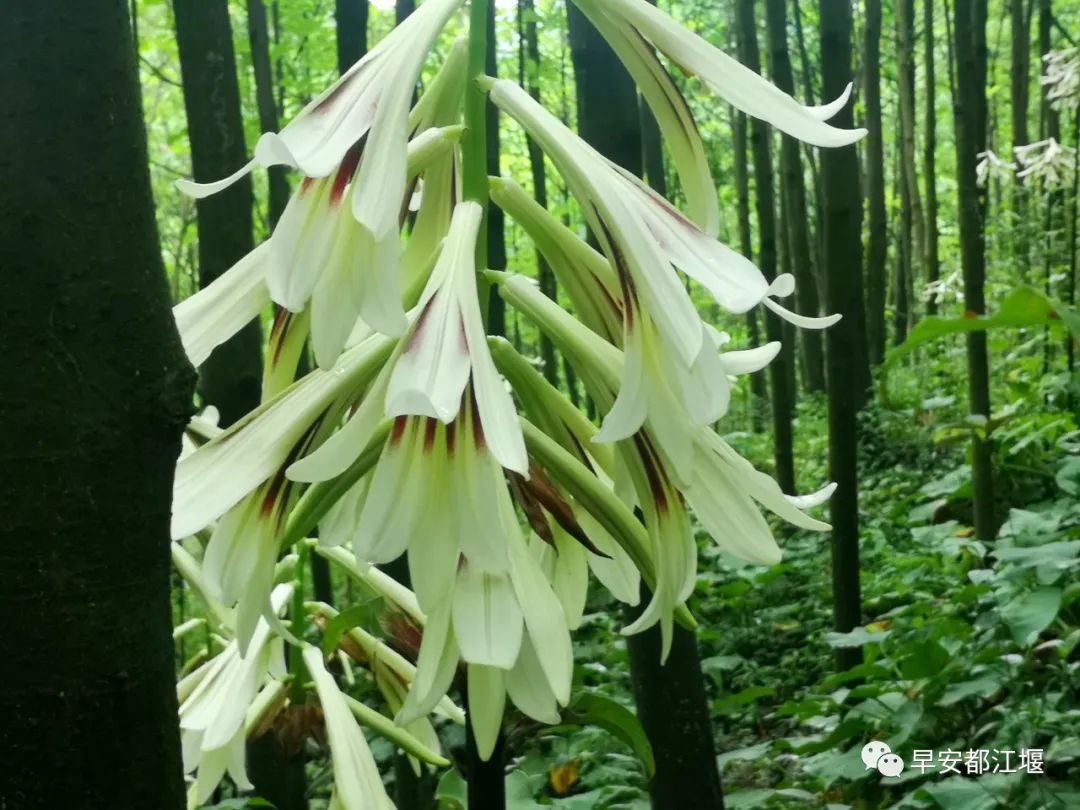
left=163, top=0, right=865, bottom=789
left=485, top=78, right=838, bottom=472
left=176, top=0, right=465, bottom=364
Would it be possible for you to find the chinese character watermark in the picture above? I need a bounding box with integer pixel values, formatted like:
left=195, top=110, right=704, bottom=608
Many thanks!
left=859, top=743, right=1044, bottom=779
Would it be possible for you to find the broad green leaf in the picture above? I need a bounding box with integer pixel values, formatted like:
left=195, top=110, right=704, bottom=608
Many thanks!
left=883, top=287, right=1080, bottom=402
left=436, top=769, right=466, bottom=809
left=321, top=600, right=381, bottom=656
left=714, top=686, right=775, bottom=715
left=1001, top=587, right=1062, bottom=646
left=938, top=673, right=1004, bottom=706
left=900, top=640, right=951, bottom=679
left=716, top=741, right=772, bottom=768
left=562, top=691, right=655, bottom=778
left=825, top=627, right=892, bottom=648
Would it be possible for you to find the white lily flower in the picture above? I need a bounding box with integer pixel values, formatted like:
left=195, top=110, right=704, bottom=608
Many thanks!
left=171, top=126, right=461, bottom=371
left=175, top=0, right=462, bottom=200
left=975, top=149, right=1016, bottom=188
left=386, top=201, right=526, bottom=472
left=1014, top=138, right=1077, bottom=190
left=179, top=585, right=291, bottom=803
left=1042, top=48, right=1079, bottom=112
left=494, top=270, right=834, bottom=654
left=288, top=201, right=527, bottom=482
left=578, top=0, right=867, bottom=148
left=486, top=80, right=836, bottom=463
left=171, top=332, right=393, bottom=541
left=303, top=647, right=396, bottom=810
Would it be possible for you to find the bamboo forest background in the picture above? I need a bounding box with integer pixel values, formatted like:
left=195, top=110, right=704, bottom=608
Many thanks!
left=137, top=0, right=1077, bottom=807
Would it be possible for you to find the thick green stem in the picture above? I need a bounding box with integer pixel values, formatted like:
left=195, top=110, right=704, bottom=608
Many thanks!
left=463, top=0, right=489, bottom=213
left=289, top=543, right=309, bottom=704
left=465, top=0, right=492, bottom=319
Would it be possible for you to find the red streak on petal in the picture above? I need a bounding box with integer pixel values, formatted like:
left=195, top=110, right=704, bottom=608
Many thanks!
left=470, top=392, right=486, bottom=451
left=390, top=415, right=409, bottom=447
left=633, top=433, right=669, bottom=515
left=330, top=140, right=365, bottom=207
left=446, top=420, right=457, bottom=457
left=423, top=417, right=438, bottom=453
left=404, top=296, right=440, bottom=355
left=270, top=306, right=293, bottom=366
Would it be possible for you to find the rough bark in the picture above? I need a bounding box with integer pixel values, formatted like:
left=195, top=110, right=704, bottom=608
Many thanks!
left=736, top=0, right=796, bottom=495
left=924, top=0, right=941, bottom=315
left=1011, top=0, right=1031, bottom=147
left=791, top=0, right=827, bottom=305
left=0, top=3, right=195, bottom=807
left=864, top=0, right=888, bottom=361
left=954, top=0, right=995, bottom=542
left=764, top=0, right=825, bottom=392
left=625, top=585, right=724, bottom=810
left=248, top=0, right=291, bottom=227
left=733, top=110, right=768, bottom=432
left=818, top=0, right=868, bottom=672
left=247, top=732, right=307, bottom=810
left=397, top=0, right=416, bottom=25
left=894, top=142, right=913, bottom=347
left=568, top=7, right=725, bottom=807
left=336, top=0, right=368, bottom=75
left=897, top=0, right=927, bottom=314
left=174, top=0, right=262, bottom=428
left=517, top=0, right=559, bottom=387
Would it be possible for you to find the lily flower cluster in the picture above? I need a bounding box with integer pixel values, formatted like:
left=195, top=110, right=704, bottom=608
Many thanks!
left=169, top=0, right=863, bottom=804
left=1042, top=48, right=1079, bottom=113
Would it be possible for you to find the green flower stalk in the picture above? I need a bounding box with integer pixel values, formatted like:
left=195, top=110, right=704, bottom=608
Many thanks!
left=169, top=0, right=867, bottom=795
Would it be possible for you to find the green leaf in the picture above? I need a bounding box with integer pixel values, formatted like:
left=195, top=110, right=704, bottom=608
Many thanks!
left=992, top=540, right=1080, bottom=569
left=918, top=774, right=1016, bottom=810
left=320, top=600, right=381, bottom=656
left=900, top=640, right=951, bottom=679
left=436, top=769, right=467, bottom=810
left=883, top=287, right=1080, bottom=402
left=937, top=674, right=1004, bottom=706
left=825, top=627, right=892, bottom=648
left=1001, top=587, right=1062, bottom=646
left=716, top=741, right=772, bottom=768
left=562, top=691, right=656, bottom=778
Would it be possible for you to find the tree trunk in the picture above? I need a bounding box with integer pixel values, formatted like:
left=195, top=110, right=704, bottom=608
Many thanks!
left=864, top=0, right=888, bottom=360
left=174, top=0, right=262, bottom=428
left=894, top=142, right=913, bottom=347
left=1038, top=0, right=1061, bottom=376
left=924, top=0, right=941, bottom=315
left=517, top=0, right=559, bottom=387
left=736, top=0, right=796, bottom=495
left=791, top=0, right=827, bottom=307
left=818, top=0, right=868, bottom=672
left=764, top=0, right=825, bottom=393
left=897, top=0, right=927, bottom=315
left=1010, top=0, right=1031, bottom=147
left=247, top=733, right=308, bottom=810
left=954, top=0, right=995, bottom=542
left=336, top=0, right=368, bottom=75
left=248, top=0, right=290, bottom=227
left=568, top=7, right=725, bottom=808
left=733, top=110, right=769, bottom=432
left=397, top=0, right=416, bottom=25
left=1008, top=0, right=1032, bottom=285
left=0, top=3, right=195, bottom=807
left=625, top=585, right=724, bottom=810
